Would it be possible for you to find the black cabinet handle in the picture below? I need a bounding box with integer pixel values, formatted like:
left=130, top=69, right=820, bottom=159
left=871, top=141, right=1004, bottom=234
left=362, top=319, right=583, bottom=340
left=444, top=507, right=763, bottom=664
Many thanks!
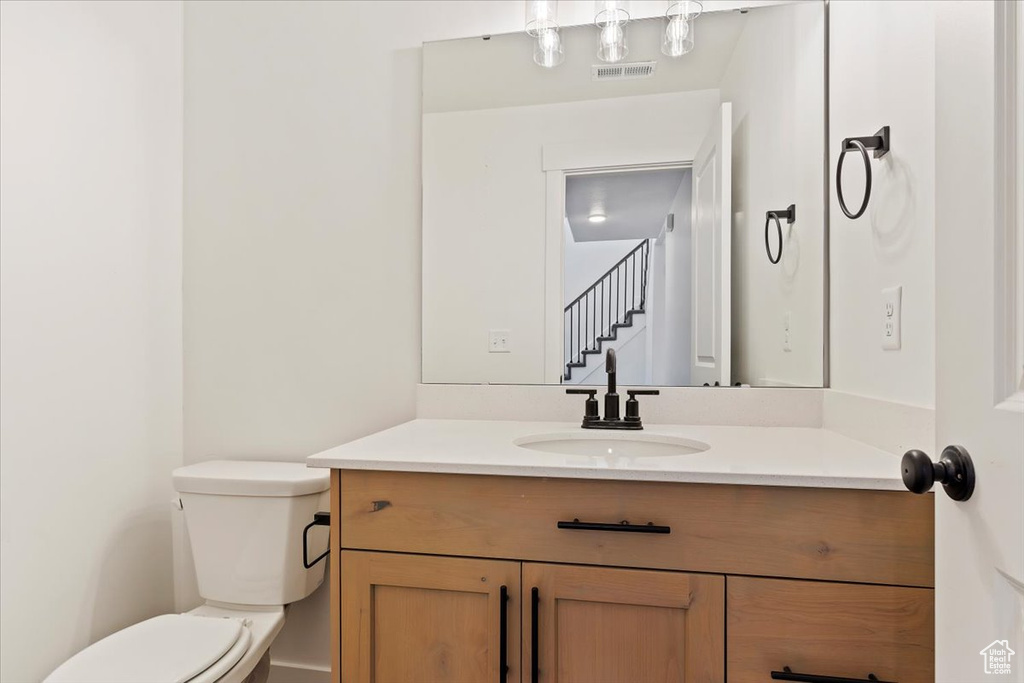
left=557, top=518, right=670, bottom=534
left=499, top=585, right=509, bottom=682
left=772, top=667, right=894, bottom=683
left=531, top=587, right=539, bottom=683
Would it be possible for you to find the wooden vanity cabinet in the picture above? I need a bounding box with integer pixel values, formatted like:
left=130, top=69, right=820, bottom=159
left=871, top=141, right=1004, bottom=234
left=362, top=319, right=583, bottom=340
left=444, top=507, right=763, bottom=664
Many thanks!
left=331, top=470, right=935, bottom=683
left=339, top=552, right=724, bottom=683
left=340, top=551, right=520, bottom=683
left=524, top=563, right=724, bottom=682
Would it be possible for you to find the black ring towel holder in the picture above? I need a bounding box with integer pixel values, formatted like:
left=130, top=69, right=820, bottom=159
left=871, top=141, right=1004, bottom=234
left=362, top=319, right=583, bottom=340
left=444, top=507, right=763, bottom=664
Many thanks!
left=764, top=204, right=795, bottom=264
left=836, top=126, right=890, bottom=219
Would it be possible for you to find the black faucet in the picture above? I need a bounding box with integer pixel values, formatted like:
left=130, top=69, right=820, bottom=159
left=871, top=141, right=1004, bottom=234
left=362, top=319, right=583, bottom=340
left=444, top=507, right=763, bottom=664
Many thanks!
left=566, top=348, right=659, bottom=430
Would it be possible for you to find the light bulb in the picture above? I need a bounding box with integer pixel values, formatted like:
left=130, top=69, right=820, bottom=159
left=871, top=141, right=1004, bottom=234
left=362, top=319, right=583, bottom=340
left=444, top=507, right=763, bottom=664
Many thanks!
left=588, top=213, right=607, bottom=223
left=597, top=22, right=627, bottom=63
left=533, top=28, right=564, bottom=68
left=662, top=16, right=692, bottom=57
left=662, top=1, right=701, bottom=58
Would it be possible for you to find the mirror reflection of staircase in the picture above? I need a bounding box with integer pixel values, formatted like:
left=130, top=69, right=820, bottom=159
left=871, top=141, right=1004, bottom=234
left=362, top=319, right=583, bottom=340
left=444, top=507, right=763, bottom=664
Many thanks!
left=564, top=239, right=650, bottom=381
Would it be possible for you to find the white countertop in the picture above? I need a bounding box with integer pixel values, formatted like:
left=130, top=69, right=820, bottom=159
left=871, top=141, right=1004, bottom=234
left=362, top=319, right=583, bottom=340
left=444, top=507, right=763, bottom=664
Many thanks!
left=307, top=419, right=909, bottom=490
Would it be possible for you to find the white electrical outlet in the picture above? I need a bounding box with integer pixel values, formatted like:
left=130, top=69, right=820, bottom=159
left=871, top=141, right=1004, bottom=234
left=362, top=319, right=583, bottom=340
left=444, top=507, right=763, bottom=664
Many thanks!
left=488, top=329, right=510, bottom=353
left=882, top=286, right=902, bottom=350
left=783, top=311, right=792, bottom=352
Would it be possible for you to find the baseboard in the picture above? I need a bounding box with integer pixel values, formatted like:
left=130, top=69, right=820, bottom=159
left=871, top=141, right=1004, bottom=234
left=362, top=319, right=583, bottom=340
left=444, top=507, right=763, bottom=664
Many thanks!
left=267, top=661, right=331, bottom=683
left=823, top=390, right=935, bottom=456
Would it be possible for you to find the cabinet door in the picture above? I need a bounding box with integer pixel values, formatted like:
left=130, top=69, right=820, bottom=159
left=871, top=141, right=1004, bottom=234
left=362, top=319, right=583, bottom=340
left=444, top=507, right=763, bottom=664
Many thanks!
left=341, top=551, right=520, bottom=683
left=727, top=577, right=934, bottom=683
left=522, top=563, right=724, bottom=682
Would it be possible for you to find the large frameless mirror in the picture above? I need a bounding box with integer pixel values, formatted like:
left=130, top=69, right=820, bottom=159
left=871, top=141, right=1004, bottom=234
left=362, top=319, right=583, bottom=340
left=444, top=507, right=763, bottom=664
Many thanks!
left=422, top=1, right=827, bottom=387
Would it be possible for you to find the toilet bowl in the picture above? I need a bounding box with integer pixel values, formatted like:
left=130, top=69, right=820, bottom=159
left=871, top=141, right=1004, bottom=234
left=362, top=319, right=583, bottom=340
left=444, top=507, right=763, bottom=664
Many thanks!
left=45, top=461, right=330, bottom=683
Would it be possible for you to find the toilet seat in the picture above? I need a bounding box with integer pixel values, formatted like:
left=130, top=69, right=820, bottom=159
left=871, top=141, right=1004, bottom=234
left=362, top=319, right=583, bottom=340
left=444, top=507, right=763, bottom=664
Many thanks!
left=45, top=614, right=252, bottom=683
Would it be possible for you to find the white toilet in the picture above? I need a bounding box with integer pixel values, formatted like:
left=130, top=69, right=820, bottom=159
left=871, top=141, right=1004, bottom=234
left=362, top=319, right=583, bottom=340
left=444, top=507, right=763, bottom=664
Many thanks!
left=46, top=460, right=330, bottom=683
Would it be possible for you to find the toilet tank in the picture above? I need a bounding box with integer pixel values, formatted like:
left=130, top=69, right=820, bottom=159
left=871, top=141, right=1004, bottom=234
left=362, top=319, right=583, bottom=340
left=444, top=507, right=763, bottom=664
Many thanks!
left=173, top=461, right=330, bottom=606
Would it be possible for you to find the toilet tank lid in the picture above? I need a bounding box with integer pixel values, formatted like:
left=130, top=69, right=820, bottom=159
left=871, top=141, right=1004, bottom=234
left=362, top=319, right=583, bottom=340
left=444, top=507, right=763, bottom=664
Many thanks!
left=173, top=460, right=330, bottom=497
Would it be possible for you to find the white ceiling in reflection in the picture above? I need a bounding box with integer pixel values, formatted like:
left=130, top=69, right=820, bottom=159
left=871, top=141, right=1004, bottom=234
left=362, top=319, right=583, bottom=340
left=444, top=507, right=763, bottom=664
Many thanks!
left=565, top=167, right=688, bottom=242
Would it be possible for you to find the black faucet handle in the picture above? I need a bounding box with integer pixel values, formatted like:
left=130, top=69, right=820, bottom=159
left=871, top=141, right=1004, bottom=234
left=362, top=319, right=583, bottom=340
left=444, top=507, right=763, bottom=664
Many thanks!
left=624, top=389, right=659, bottom=423
left=566, top=388, right=600, bottom=424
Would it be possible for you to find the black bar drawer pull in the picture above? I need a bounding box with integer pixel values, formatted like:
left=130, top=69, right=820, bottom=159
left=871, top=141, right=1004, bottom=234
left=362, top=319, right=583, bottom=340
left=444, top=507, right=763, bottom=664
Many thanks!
left=531, top=587, right=539, bottom=683
left=557, top=518, right=670, bottom=534
left=771, top=666, right=894, bottom=683
left=499, top=585, right=509, bottom=682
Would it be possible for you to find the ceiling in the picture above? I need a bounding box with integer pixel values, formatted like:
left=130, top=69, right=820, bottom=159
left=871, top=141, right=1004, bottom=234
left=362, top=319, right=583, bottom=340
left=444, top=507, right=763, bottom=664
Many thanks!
left=423, top=9, right=751, bottom=114
left=565, top=168, right=689, bottom=242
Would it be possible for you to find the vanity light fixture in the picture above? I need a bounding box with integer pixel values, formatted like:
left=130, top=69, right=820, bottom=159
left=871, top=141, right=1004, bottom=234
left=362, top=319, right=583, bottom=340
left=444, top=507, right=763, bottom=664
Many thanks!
left=595, top=1, right=630, bottom=63
left=526, top=0, right=564, bottom=68
left=662, top=0, right=702, bottom=58
left=588, top=213, right=608, bottom=223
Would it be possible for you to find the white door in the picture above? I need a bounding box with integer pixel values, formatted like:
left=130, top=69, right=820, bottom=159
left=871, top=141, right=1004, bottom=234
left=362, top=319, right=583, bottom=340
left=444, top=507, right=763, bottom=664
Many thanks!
left=934, top=3, right=1024, bottom=680
left=690, top=103, right=732, bottom=386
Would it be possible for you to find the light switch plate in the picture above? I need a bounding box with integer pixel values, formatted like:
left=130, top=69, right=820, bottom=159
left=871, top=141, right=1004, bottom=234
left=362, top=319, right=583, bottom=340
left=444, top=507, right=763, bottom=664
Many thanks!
left=488, top=329, right=510, bottom=353
left=783, top=311, right=792, bottom=352
left=882, top=286, right=902, bottom=350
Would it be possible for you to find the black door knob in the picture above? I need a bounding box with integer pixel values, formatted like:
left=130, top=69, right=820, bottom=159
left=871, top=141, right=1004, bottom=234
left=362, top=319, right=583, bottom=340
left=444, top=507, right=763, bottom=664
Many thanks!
left=901, top=445, right=975, bottom=501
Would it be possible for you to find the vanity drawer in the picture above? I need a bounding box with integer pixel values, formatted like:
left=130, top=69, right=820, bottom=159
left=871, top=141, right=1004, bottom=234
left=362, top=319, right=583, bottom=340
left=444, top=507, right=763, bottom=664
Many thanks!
left=727, top=576, right=934, bottom=683
left=338, top=470, right=934, bottom=587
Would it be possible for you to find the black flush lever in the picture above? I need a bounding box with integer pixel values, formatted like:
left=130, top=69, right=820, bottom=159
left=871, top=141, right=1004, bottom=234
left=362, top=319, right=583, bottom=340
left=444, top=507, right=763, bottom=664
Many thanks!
left=302, top=511, right=330, bottom=569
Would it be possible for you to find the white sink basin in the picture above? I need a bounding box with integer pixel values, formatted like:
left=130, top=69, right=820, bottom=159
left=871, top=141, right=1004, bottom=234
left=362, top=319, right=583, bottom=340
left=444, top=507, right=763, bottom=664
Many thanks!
left=514, top=432, right=709, bottom=458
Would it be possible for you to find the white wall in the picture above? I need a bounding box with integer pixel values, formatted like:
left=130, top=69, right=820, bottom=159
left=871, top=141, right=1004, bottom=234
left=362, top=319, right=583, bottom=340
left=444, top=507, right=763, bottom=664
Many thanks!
left=0, top=2, right=184, bottom=681
left=423, top=90, right=719, bottom=384
left=181, top=1, right=544, bottom=676
left=721, top=1, right=825, bottom=387
left=661, top=171, right=694, bottom=385
left=563, top=225, right=639, bottom=306
left=828, top=0, right=937, bottom=407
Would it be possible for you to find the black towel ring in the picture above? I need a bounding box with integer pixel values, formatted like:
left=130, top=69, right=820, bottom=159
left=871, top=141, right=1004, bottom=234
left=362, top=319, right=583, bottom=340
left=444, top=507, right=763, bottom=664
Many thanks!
left=764, top=204, right=795, bottom=264
left=836, top=126, right=890, bottom=220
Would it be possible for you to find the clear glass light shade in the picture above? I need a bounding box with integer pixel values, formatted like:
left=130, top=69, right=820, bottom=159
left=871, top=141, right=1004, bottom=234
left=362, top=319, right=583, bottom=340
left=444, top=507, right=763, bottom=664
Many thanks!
left=662, top=1, right=701, bottom=57
left=533, top=28, right=564, bottom=67
left=662, top=16, right=694, bottom=56
left=597, top=23, right=627, bottom=62
left=526, top=0, right=559, bottom=36
left=594, top=0, right=631, bottom=26
left=595, top=0, right=629, bottom=63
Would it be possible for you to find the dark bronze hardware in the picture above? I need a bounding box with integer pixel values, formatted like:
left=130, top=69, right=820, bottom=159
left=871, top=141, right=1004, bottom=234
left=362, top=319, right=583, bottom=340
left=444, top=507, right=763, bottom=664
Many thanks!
left=902, top=445, right=975, bottom=501
left=565, top=389, right=600, bottom=426
left=566, top=350, right=659, bottom=430
left=499, top=585, right=509, bottom=681
left=558, top=518, right=671, bottom=534
left=765, top=204, right=796, bottom=264
left=301, top=511, right=330, bottom=569
left=772, top=666, right=893, bottom=683
left=625, top=389, right=659, bottom=427
left=837, top=126, right=890, bottom=220
left=531, top=587, right=539, bottom=683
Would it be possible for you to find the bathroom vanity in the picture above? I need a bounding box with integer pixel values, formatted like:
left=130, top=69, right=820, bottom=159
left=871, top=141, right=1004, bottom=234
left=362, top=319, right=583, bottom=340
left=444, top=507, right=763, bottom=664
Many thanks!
left=309, top=420, right=935, bottom=683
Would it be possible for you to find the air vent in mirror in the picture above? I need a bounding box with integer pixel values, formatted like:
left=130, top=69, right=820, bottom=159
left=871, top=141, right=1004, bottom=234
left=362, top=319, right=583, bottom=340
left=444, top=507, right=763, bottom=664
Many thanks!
left=591, top=61, right=657, bottom=81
